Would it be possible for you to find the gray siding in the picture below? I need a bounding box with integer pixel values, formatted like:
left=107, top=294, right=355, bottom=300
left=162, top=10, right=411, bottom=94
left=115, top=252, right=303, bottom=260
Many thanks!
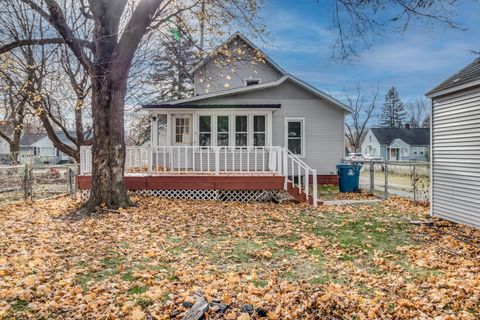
left=432, top=86, right=480, bottom=228
left=194, top=38, right=282, bottom=95
left=191, top=80, right=345, bottom=174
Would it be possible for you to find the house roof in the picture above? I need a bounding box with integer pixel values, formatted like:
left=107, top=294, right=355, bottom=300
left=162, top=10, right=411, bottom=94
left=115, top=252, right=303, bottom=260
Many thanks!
left=20, top=133, right=46, bottom=146
left=370, top=128, right=430, bottom=146
left=191, top=32, right=286, bottom=76
left=31, top=130, right=88, bottom=147
left=143, top=75, right=352, bottom=113
left=143, top=104, right=281, bottom=109
left=427, top=58, right=480, bottom=97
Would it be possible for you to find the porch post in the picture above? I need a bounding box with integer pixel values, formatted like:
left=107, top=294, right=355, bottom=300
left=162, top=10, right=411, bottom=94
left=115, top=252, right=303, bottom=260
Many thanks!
left=148, top=147, right=153, bottom=176
left=283, top=147, right=288, bottom=190
left=214, top=147, right=220, bottom=175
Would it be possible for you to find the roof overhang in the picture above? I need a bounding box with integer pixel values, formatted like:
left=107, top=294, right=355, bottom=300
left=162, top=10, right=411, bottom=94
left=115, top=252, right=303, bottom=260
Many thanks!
left=143, top=75, right=352, bottom=113
left=426, top=79, right=480, bottom=98
left=143, top=104, right=281, bottom=110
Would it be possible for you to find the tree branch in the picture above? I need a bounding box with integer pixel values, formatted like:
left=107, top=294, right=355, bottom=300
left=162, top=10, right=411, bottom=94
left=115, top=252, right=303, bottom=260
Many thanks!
left=0, top=38, right=94, bottom=54
left=18, top=0, right=94, bottom=73
left=110, top=0, right=164, bottom=86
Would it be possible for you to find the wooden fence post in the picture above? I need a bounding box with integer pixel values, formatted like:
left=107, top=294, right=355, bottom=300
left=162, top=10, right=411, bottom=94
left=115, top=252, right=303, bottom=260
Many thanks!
left=412, top=165, right=417, bottom=203
left=369, top=160, right=375, bottom=195
left=384, top=161, right=389, bottom=200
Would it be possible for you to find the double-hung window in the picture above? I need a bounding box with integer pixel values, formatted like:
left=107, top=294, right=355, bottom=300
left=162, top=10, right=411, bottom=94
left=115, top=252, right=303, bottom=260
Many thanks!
left=217, top=116, right=229, bottom=146
left=175, top=116, right=191, bottom=144
left=235, top=115, right=248, bottom=146
left=198, top=115, right=212, bottom=146
left=253, top=115, right=266, bottom=146
left=286, top=118, right=304, bottom=156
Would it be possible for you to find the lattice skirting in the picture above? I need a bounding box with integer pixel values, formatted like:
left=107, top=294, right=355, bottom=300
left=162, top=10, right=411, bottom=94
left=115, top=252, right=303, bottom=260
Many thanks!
left=80, top=189, right=281, bottom=203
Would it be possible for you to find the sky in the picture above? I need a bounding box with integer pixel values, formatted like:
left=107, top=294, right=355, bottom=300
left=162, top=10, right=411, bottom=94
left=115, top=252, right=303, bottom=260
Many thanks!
left=252, top=0, right=480, bottom=117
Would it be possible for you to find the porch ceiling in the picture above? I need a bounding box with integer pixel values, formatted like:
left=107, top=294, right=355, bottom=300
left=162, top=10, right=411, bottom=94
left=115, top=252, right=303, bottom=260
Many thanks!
left=142, top=104, right=281, bottom=109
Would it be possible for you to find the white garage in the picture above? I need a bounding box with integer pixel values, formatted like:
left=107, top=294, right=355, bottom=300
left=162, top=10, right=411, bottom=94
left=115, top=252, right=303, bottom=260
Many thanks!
left=427, top=58, right=480, bottom=228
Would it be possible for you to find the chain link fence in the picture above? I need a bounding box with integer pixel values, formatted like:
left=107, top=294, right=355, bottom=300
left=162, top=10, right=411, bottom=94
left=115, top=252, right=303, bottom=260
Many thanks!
left=359, top=160, right=430, bottom=203
left=0, top=164, right=78, bottom=204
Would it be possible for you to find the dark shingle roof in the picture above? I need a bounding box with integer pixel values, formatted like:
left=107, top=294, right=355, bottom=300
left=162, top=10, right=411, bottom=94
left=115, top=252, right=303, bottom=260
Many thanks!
left=20, top=133, right=46, bottom=146
left=370, top=128, right=430, bottom=146
left=427, top=58, right=480, bottom=96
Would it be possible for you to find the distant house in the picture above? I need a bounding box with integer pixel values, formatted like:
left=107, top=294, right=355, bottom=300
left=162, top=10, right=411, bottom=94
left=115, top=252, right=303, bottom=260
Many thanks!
left=29, top=131, right=76, bottom=164
left=427, top=57, right=480, bottom=228
left=1, top=131, right=76, bottom=164
left=361, top=127, right=430, bottom=161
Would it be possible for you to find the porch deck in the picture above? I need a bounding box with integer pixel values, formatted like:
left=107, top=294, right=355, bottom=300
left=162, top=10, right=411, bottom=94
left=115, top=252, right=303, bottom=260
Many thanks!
left=78, top=146, right=318, bottom=206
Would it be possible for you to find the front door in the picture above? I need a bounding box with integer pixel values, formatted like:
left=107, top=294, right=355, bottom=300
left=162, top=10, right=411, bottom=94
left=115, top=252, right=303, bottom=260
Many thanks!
left=389, top=148, right=399, bottom=161
left=171, top=114, right=193, bottom=170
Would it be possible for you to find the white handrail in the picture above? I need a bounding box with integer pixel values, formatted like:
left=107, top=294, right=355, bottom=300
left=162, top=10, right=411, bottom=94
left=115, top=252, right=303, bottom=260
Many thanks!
left=283, top=147, right=318, bottom=207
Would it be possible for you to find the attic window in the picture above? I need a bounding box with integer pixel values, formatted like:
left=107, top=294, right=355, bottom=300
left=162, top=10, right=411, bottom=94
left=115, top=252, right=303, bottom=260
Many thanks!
left=244, top=78, right=261, bottom=86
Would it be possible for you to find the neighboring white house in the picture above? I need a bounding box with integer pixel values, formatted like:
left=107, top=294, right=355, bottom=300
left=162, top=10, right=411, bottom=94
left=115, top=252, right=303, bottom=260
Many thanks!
left=427, top=57, right=480, bottom=229
left=29, top=131, right=75, bottom=164
left=0, top=131, right=76, bottom=164
left=142, top=32, right=352, bottom=178
left=361, top=127, right=430, bottom=161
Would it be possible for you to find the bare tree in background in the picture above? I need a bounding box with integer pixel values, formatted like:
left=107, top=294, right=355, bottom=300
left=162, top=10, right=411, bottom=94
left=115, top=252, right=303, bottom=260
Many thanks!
left=406, top=98, right=430, bottom=128
left=345, top=85, right=379, bottom=152
left=0, top=0, right=93, bottom=162
left=330, top=0, right=462, bottom=59
left=0, top=53, right=32, bottom=163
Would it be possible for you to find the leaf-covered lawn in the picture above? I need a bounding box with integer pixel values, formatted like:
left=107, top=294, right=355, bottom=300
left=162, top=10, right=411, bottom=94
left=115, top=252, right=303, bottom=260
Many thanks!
left=0, top=196, right=479, bottom=319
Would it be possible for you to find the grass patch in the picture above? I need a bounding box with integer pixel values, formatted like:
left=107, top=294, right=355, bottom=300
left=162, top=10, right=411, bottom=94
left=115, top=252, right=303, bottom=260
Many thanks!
left=121, top=271, right=136, bottom=282
left=127, top=285, right=149, bottom=295
left=76, top=254, right=124, bottom=291
left=11, top=299, right=29, bottom=312
left=252, top=279, right=269, bottom=288
left=230, top=239, right=264, bottom=262
left=136, top=298, right=153, bottom=308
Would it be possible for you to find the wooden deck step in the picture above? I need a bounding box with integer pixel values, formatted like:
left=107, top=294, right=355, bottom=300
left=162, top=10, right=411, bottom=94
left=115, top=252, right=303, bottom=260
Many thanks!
left=286, top=181, right=322, bottom=206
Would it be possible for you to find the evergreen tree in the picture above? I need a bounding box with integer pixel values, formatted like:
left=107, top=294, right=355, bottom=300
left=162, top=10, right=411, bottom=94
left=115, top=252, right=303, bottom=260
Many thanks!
left=150, top=27, right=199, bottom=102
left=381, top=87, right=406, bottom=128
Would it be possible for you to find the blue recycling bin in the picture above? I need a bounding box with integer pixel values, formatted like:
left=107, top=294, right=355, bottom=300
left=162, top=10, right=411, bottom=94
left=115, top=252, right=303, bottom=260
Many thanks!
left=336, top=163, right=363, bottom=192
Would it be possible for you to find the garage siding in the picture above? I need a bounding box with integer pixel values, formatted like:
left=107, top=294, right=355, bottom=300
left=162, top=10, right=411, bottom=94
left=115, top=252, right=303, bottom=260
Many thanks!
left=432, top=86, right=480, bottom=228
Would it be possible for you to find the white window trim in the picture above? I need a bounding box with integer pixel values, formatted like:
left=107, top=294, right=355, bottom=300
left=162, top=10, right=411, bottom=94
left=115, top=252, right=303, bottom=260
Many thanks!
left=234, top=114, right=249, bottom=147
left=243, top=78, right=262, bottom=86
left=252, top=115, right=267, bottom=147
left=412, top=147, right=418, bottom=155
left=198, top=115, right=213, bottom=146
left=284, top=117, right=306, bottom=158
left=191, top=111, right=271, bottom=148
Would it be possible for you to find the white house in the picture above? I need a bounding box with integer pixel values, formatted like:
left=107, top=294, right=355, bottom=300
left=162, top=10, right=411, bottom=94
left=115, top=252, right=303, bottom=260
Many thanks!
left=427, top=57, right=480, bottom=228
left=78, top=32, right=351, bottom=205
left=29, top=131, right=74, bottom=164
left=143, top=32, right=351, bottom=179
left=0, top=131, right=75, bottom=164
left=361, top=127, right=430, bottom=161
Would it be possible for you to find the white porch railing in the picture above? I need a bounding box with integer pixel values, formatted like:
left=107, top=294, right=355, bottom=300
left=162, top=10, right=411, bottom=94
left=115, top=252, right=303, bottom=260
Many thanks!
left=80, top=146, right=283, bottom=175
left=284, top=149, right=318, bottom=207
left=79, top=145, right=318, bottom=206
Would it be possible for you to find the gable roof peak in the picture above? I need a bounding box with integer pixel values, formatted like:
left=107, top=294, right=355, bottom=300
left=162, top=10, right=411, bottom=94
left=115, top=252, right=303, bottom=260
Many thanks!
left=192, top=31, right=286, bottom=76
